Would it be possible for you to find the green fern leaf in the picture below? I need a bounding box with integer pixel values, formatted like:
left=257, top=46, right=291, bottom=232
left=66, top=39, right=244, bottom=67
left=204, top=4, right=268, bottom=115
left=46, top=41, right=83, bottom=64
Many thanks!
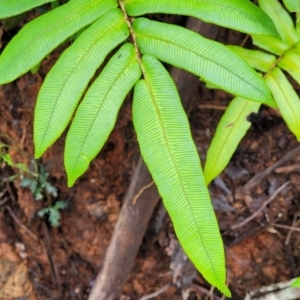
left=34, top=8, right=129, bottom=158
left=0, top=0, right=54, bottom=18
left=0, top=0, right=118, bottom=84
left=278, top=49, right=300, bottom=85
left=204, top=97, right=260, bottom=185
left=258, top=0, right=299, bottom=45
left=133, top=55, right=231, bottom=296
left=227, top=45, right=277, bottom=72
left=283, top=0, right=300, bottom=12
left=252, top=35, right=289, bottom=56
left=133, top=18, right=275, bottom=107
left=65, top=43, right=141, bottom=186
left=265, top=67, right=300, bottom=141
left=124, top=0, right=279, bottom=37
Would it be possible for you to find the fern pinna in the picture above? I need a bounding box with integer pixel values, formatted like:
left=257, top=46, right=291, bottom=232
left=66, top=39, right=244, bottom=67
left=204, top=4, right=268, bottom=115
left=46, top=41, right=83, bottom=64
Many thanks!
left=204, top=0, right=300, bottom=186
left=0, top=0, right=279, bottom=295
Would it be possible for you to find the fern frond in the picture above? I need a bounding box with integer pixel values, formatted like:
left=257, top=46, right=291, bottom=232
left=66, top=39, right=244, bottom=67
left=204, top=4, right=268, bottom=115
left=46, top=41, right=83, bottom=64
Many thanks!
left=133, top=55, right=231, bottom=296
left=283, top=0, right=300, bottom=13
left=278, top=49, right=300, bottom=85
left=204, top=98, right=260, bottom=185
left=133, top=18, right=275, bottom=106
left=265, top=67, right=300, bottom=140
left=252, top=35, right=289, bottom=56
left=227, top=46, right=277, bottom=72
left=0, top=0, right=53, bottom=18
left=65, top=43, right=141, bottom=186
left=34, top=8, right=129, bottom=158
left=258, top=0, right=299, bottom=45
left=124, top=0, right=279, bottom=37
left=0, top=0, right=118, bottom=83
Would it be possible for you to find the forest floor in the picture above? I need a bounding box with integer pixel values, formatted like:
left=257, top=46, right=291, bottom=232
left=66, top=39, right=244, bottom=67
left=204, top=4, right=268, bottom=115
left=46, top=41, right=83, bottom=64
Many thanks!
left=0, top=14, right=300, bottom=300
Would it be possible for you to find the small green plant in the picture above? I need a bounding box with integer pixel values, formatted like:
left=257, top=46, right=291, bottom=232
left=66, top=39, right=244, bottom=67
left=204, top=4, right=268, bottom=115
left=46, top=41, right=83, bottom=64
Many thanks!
left=0, top=0, right=281, bottom=295
left=37, top=200, right=68, bottom=227
left=20, top=164, right=57, bottom=200
left=20, top=164, right=68, bottom=227
left=204, top=0, right=300, bottom=185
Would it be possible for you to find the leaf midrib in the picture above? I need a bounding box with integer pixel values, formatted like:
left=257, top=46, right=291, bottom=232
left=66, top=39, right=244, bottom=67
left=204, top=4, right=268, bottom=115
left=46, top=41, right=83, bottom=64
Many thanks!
left=137, top=32, right=266, bottom=100
left=207, top=100, right=253, bottom=178
left=38, top=18, right=125, bottom=151
left=144, top=76, right=222, bottom=284
left=270, top=69, right=300, bottom=132
left=71, top=56, right=137, bottom=171
left=8, top=0, right=106, bottom=71
left=125, top=0, right=268, bottom=25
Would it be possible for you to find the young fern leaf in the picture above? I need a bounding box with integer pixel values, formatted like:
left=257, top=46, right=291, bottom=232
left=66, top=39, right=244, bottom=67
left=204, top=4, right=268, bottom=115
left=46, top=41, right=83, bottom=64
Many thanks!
left=34, top=8, right=129, bottom=158
left=65, top=43, right=141, bottom=186
left=252, top=35, right=289, bottom=55
left=0, top=0, right=118, bottom=83
left=124, top=0, right=279, bottom=38
left=278, top=50, right=300, bottom=85
left=227, top=46, right=277, bottom=73
left=133, top=55, right=230, bottom=297
left=265, top=67, right=300, bottom=141
left=132, top=18, right=275, bottom=107
left=283, top=0, right=300, bottom=13
left=204, top=98, right=260, bottom=185
left=258, top=0, right=299, bottom=45
left=0, top=0, right=53, bottom=18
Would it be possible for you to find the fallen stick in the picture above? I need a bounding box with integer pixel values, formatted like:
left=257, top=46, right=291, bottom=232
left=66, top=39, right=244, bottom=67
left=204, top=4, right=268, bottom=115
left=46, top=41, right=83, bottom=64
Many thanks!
left=88, top=17, right=220, bottom=300
left=243, top=145, right=300, bottom=191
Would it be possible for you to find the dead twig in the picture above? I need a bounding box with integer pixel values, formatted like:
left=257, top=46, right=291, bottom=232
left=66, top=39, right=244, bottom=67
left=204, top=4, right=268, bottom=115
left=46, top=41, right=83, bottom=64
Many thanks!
left=139, top=283, right=172, bottom=300
left=190, top=283, right=221, bottom=300
left=271, top=223, right=300, bottom=233
left=0, top=197, right=9, bottom=206
left=132, top=181, right=154, bottom=205
left=275, top=164, right=300, bottom=174
left=284, top=215, right=300, bottom=245
left=231, top=181, right=290, bottom=230
left=42, top=222, right=62, bottom=294
left=4, top=205, right=38, bottom=241
left=243, top=145, right=300, bottom=191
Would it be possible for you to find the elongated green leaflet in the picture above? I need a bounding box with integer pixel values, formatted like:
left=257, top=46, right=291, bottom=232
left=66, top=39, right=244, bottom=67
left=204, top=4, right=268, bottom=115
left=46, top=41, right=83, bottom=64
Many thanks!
left=204, top=98, right=260, bottom=185
left=0, top=0, right=53, bottom=18
left=265, top=67, right=300, bottom=141
left=65, top=43, right=141, bottom=186
left=283, top=0, right=300, bottom=12
left=0, top=0, right=118, bottom=83
left=34, top=8, right=129, bottom=158
left=133, top=18, right=275, bottom=107
left=252, top=35, right=289, bottom=56
left=227, top=45, right=277, bottom=72
left=124, top=0, right=279, bottom=37
left=278, top=50, right=300, bottom=85
left=258, top=0, right=299, bottom=45
left=133, top=55, right=230, bottom=296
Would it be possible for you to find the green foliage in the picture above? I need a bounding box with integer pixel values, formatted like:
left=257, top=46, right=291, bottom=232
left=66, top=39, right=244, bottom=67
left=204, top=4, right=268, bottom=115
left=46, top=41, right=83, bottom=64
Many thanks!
left=20, top=164, right=57, bottom=201
left=0, top=0, right=53, bottom=18
left=204, top=0, right=300, bottom=185
left=292, top=277, right=300, bottom=287
left=0, top=0, right=280, bottom=295
left=37, top=200, right=68, bottom=227
left=283, top=0, right=300, bottom=13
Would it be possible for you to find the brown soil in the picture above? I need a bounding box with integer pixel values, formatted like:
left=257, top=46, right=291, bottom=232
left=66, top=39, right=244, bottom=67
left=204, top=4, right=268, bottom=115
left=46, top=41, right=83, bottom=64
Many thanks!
left=0, top=13, right=300, bottom=300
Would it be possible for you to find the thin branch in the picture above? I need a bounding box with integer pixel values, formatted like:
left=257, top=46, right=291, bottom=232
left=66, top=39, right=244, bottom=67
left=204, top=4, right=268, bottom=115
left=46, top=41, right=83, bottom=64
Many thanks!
left=132, top=181, right=154, bottom=205
left=5, top=205, right=38, bottom=241
left=139, top=283, right=171, bottom=300
left=231, top=181, right=290, bottom=230
left=271, top=223, right=300, bottom=233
